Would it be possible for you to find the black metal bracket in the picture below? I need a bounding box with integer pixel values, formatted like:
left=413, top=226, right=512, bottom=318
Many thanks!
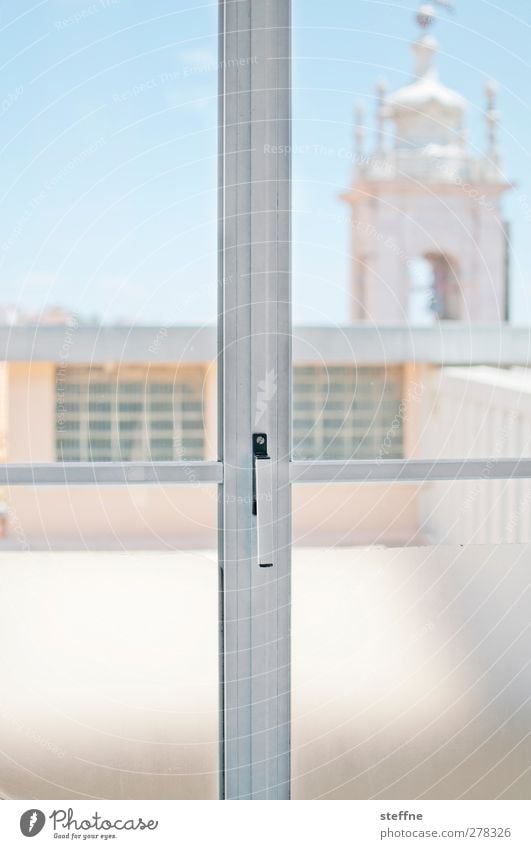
left=252, top=433, right=269, bottom=515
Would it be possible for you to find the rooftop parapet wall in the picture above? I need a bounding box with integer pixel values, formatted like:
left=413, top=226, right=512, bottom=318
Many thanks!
left=0, top=324, right=529, bottom=366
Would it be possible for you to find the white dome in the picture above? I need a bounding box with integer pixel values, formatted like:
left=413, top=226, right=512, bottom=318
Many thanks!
left=385, top=35, right=466, bottom=150
left=388, top=72, right=466, bottom=115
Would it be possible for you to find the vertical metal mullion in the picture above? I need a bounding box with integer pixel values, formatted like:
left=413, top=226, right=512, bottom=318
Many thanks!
left=219, top=0, right=291, bottom=800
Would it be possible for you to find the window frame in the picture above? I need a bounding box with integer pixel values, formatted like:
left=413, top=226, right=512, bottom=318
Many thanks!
left=0, top=0, right=530, bottom=801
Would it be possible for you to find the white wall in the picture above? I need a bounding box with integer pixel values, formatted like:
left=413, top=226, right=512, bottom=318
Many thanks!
left=419, top=366, right=531, bottom=544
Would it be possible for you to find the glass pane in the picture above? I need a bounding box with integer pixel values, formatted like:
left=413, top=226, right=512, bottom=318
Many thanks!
left=292, top=540, right=531, bottom=800
left=293, top=481, right=531, bottom=798
left=292, top=0, right=531, bottom=461
left=0, top=1, right=217, bottom=327
left=0, top=495, right=218, bottom=799
left=0, top=0, right=217, bottom=461
left=292, top=0, right=531, bottom=798
left=0, top=1, right=219, bottom=801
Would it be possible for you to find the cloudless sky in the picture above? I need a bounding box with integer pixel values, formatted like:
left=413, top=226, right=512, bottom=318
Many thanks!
left=0, top=0, right=530, bottom=324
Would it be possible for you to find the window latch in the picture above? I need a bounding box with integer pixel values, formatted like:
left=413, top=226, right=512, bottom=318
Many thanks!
left=252, top=433, right=273, bottom=568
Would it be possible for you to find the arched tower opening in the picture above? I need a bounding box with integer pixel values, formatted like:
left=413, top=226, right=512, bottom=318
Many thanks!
left=409, top=253, right=461, bottom=323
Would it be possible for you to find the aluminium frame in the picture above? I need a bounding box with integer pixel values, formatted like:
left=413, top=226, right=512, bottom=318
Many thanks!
left=218, top=0, right=291, bottom=799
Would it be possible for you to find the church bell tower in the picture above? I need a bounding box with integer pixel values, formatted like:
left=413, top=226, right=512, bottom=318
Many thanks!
left=343, top=3, right=511, bottom=324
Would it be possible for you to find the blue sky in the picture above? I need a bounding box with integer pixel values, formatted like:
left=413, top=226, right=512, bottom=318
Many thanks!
left=0, top=0, right=529, bottom=324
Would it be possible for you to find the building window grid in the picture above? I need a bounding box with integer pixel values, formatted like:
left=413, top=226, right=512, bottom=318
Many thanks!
left=56, top=365, right=404, bottom=463
left=292, top=365, right=404, bottom=461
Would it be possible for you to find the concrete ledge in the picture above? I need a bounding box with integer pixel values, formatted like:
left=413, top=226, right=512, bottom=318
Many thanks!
left=1, top=323, right=531, bottom=365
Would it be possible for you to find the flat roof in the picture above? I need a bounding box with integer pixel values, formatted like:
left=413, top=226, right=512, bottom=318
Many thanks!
left=0, top=323, right=530, bottom=366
